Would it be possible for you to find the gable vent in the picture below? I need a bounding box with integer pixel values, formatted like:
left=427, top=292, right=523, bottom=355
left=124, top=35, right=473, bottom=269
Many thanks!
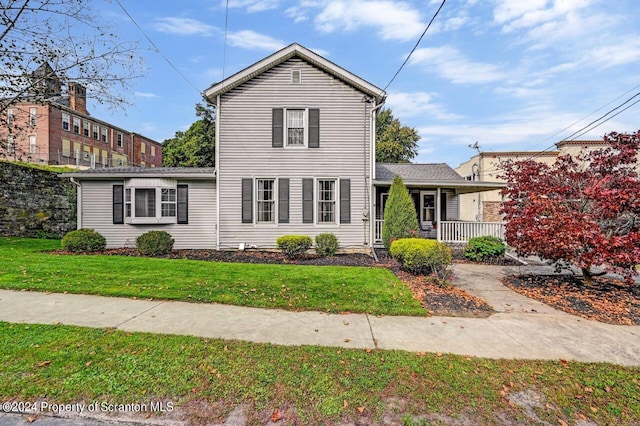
left=291, top=69, right=301, bottom=84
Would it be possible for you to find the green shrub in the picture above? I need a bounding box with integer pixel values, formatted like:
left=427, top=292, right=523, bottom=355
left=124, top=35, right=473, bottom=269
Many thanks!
left=390, top=238, right=452, bottom=278
left=276, top=235, right=313, bottom=259
left=381, top=175, right=419, bottom=249
left=464, top=235, right=506, bottom=261
left=61, top=228, right=106, bottom=253
left=315, top=233, right=339, bottom=257
left=135, top=230, right=175, bottom=256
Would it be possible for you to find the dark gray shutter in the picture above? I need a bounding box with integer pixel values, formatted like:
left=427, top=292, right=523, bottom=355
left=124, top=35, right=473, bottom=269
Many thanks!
left=308, top=108, right=319, bottom=148
left=272, top=109, right=283, bottom=148
left=177, top=184, right=188, bottom=224
left=113, top=185, right=124, bottom=224
left=340, top=179, right=351, bottom=224
left=242, top=178, right=253, bottom=223
left=440, top=191, right=447, bottom=221
left=302, top=178, right=314, bottom=223
left=278, top=178, right=289, bottom=223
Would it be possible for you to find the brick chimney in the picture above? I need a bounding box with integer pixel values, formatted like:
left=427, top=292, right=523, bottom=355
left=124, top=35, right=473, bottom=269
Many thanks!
left=68, top=82, right=88, bottom=115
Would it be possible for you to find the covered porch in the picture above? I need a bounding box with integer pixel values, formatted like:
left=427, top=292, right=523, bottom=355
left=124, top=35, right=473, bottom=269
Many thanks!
left=372, top=163, right=506, bottom=245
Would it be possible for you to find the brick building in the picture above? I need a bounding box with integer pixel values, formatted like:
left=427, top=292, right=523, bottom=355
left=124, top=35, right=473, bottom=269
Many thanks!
left=1, top=64, right=162, bottom=168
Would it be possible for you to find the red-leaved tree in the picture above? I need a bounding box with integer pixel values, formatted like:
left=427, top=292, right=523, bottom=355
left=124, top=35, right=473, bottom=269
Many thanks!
left=500, top=131, right=640, bottom=285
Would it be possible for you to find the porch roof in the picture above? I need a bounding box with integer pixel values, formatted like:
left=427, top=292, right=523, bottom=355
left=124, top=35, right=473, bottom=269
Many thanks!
left=373, top=163, right=505, bottom=194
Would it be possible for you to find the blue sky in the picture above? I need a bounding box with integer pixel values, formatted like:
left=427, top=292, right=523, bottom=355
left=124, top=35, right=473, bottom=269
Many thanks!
left=89, top=0, right=640, bottom=168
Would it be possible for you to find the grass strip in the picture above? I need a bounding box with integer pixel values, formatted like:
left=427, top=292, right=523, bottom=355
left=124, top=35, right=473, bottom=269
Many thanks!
left=1, top=322, right=638, bottom=425
left=0, top=238, right=425, bottom=316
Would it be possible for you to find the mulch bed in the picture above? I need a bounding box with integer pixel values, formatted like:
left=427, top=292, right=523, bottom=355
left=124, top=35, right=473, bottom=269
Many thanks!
left=502, top=274, right=640, bottom=325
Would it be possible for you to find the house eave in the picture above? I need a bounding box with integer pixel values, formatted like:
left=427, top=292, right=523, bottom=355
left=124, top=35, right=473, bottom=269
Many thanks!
left=372, top=179, right=506, bottom=194
left=62, top=168, right=217, bottom=181
left=204, top=43, right=386, bottom=103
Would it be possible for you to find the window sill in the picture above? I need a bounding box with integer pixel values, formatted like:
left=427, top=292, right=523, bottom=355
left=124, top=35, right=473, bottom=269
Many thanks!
left=125, top=217, right=176, bottom=225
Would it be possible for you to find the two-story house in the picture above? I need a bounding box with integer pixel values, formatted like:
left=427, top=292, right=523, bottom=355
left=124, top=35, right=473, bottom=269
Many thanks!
left=66, top=44, right=503, bottom=251
left=1, top=63, right=162, bottom=168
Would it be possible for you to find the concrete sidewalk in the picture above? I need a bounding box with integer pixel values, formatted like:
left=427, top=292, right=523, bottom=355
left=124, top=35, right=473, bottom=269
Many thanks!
left=1, top=264, right=639, bottom=367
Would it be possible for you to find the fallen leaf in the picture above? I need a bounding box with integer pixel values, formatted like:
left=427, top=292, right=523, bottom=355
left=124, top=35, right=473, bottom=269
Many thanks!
left=357, top=406, right=365, bottom=413
left=85, top=361, right=93, bottom=367
left=584, top=387, right=593, bottom=393
left=37, top=360, right=51, bottom=367
left=27, top=416, right=35, bottom=423
left=365, top=347, right=372, bottom=353
left=271, top=409, right=282, bottom=422
left=344, top=338, right=351, bottom=343
left=559, top=359, right=569, bottom=367
left=343, top=400, right=348, bottom=408
left=559, top=420, right=568, bottom=426
left=578, top=413, right=587, bottom=420
left=590, top=406, right=598, bottom=413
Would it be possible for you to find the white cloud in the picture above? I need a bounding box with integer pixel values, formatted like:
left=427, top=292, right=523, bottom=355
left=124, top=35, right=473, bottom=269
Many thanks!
left=154, top=17, right=217, bottom=36
left=314, top=0, right=425, bottom=41
left=410, top=46, right=508, bottom=84
left=226, top=0, right=280, bottom=12
left=227, top=30, right=286, bottom=51
left=134, top=92, right=159, bottom=98
left=386, top=92, right=461, bottom=121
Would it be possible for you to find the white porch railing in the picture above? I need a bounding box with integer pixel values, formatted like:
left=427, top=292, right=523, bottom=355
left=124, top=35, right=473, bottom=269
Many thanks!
left=374, top=219, right=505, bottom=244
left=439, top=221, right=505, bottom=243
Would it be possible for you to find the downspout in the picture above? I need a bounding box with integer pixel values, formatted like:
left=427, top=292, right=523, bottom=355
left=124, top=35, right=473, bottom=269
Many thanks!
left=215, top=94, right=221, bottom=251
left=369, top=97, right=385, bottom=251
left=69, top=177, right=81, bottom=229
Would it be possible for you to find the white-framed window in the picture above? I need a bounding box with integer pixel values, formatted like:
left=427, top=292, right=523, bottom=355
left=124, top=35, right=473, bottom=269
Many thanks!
left=62, top=113, right=70, bottom=131
left=29, top=135, right=36, bottom=154
left=117, top=132, right=123, bottom=147
left=72, top=117, right=80, bottom=134
left=286, top=109, right=305, bottom=146
left=125, top=188, right=131, bottom=217
left=7, top=135, right=15, bottom=154
left=93, top=124, right=99, bottom=139
left=101, top=127, right=108, bottom=142
left=7, top=108, right=14, bottom=127
left=256, top=179, right=275, bottom=223
left=29, top=107, right=37, bottom=126
left=133, top=188, right=156, bottom=218
left=161, top=188, right=176, bottom=217
left=317, top=179, right=336, bottom=224
left=83, top=120, right=90, bottom=137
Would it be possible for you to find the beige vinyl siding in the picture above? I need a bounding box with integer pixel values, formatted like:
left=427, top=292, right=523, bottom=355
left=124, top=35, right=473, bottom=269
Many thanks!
left=441, top=189, right=459, bottom=221
left=80, top=180, right=217, bottom=249
left=217, top=58, right=373, bottom=249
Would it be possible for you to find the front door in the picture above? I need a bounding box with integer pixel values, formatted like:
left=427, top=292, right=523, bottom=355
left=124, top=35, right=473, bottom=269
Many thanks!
left=420, top=191, right=436, bottom=230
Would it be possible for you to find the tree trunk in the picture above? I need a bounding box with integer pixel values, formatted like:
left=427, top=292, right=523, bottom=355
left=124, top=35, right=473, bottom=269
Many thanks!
left=581, top=268, right=594, bottom=286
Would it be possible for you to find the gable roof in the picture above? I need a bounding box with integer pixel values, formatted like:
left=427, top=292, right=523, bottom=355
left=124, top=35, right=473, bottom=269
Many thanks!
left=204, top=43, right=386, bottom=103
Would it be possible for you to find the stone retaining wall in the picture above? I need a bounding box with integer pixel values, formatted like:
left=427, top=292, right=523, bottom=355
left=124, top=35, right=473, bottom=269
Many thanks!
left=0, top=162, right=76, bottom=238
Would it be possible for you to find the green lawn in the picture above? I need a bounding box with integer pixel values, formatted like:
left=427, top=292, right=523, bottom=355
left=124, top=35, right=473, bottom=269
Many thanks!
left=0, top=238, right=425, bottom=316
left=1, top=322, right=638, bottom=425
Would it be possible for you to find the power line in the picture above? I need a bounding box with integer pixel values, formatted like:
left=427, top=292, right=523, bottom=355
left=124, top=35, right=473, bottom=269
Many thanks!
left=382, top=0, right=446, bottom=93
left=114, top=0, right=202, bottom=94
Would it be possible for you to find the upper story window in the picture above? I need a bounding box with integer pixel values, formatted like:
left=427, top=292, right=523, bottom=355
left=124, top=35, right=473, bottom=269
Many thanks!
left=256, top=179, right=275, bottom=223
left=6, top=135, right=14, bottom=154
left=7, top=108, right=14, bottom=127
left=62, top=113, right=70, bottom=131
left=317, top=179, right=336, bottom=224
left=72, top=117, right=80, bottom=134
left=29, top=108, right=37, bottom=127
left=29, top=135, right=36, bottom=154
left=83, top=120, right=90, bottom=137
left=101, top=127, right=108, bottom=143
left=117, top=132, right=123, bottom=147
left=151, top=145, right=156, bottom=157
left=272, top=108, right=319, bottom=148
left=286, top=109, right=305, bottom=146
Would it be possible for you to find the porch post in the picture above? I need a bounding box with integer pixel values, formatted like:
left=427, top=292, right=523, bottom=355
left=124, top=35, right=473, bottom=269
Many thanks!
left=436, top=187, right=441, bottom=241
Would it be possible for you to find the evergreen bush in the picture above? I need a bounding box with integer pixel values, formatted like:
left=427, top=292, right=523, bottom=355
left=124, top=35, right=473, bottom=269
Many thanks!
left=315, top=233, right=339, bottom=257
left=276, top=235, right=313, bottom=259
left=390, top=238, right=452, bottom=278
left=381, top=175, right=419, bottom=249
left=61, top=228, right=106, bottom=253
left=136, top=230, right=175, bottom=256
left=464, top=235, right=506, bottom=261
